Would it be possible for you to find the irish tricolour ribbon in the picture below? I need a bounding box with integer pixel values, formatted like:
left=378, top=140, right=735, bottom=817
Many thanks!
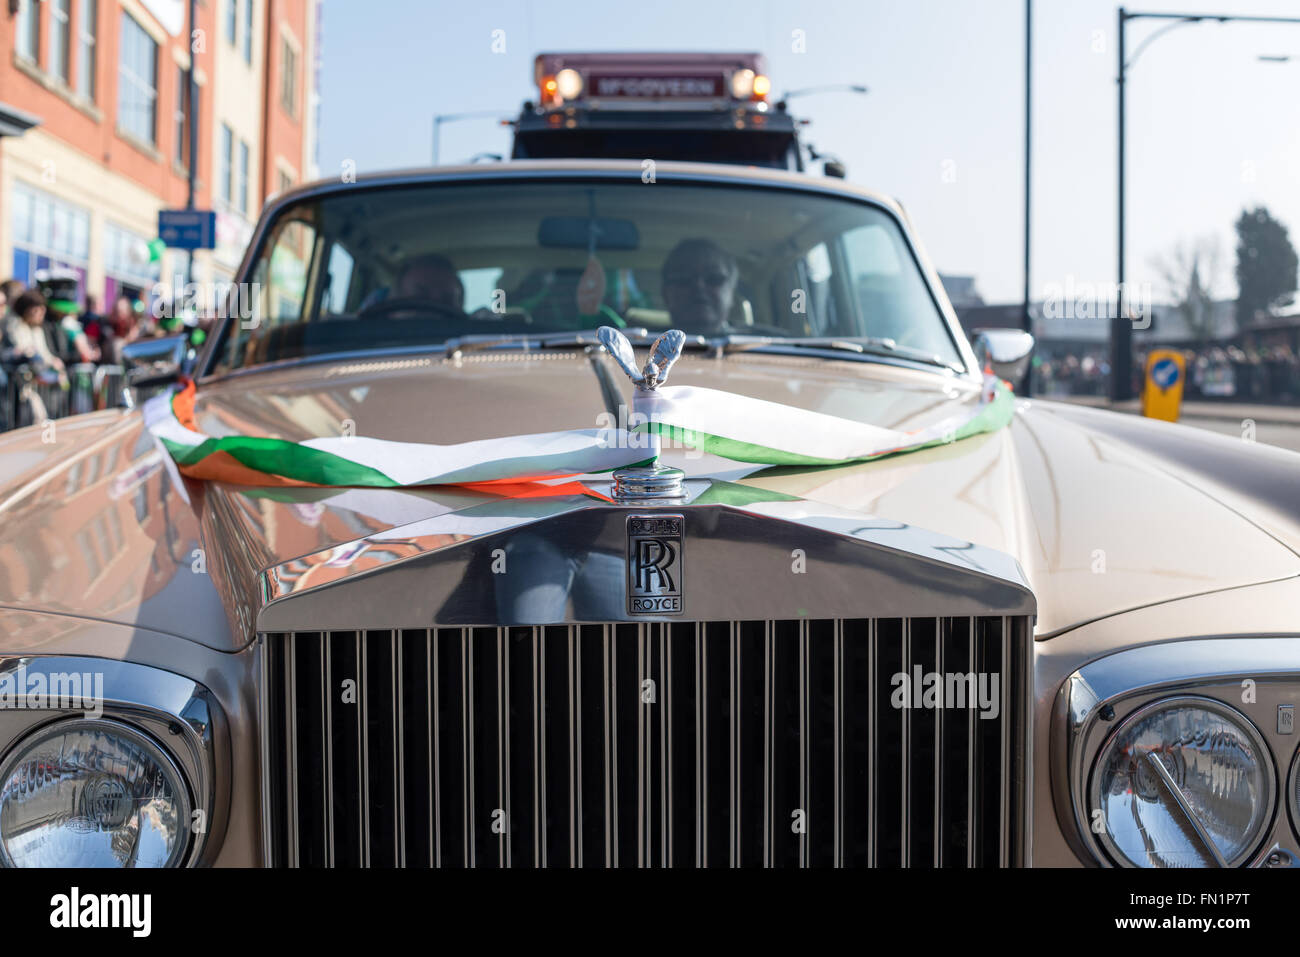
left=143, top=333, right=1014, bottom=488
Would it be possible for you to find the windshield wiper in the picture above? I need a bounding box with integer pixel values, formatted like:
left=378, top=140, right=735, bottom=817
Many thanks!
left=708, top=334, right=962, bottom=372
left=443, top=328, right=710, bottom=357
left=440, top=328, right=959, bottom=373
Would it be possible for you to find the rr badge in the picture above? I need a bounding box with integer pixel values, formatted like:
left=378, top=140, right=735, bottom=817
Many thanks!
left=626, top=514, right=684, bottom=615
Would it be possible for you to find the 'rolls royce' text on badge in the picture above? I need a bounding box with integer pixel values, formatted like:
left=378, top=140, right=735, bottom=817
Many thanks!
left=626, top=514, right=685, bottom=615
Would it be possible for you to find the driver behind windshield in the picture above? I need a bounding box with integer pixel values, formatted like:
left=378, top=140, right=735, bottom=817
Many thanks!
left=394, top=253, right=464, bottom=311
left=660, top=238, right=737, bottom=332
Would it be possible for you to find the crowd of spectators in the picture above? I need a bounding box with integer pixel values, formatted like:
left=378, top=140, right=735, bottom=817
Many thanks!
left=1, top=279, right=152, bottom=373
left=0, top=278, right=157, bottom=427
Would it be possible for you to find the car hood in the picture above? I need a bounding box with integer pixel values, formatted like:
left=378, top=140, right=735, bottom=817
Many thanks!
left=1, top=348, right=1297, bottom=650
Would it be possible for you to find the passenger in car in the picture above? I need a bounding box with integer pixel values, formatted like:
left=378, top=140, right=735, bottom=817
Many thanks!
left=660, top=238, right=738, bottom=331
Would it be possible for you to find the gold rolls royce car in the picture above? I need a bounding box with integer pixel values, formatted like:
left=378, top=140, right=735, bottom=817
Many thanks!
left=1, top=161, right=1298, bottom=869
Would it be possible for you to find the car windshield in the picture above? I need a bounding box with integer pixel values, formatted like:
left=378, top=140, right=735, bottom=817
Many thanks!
left=211, top=178, right=964, bottom=374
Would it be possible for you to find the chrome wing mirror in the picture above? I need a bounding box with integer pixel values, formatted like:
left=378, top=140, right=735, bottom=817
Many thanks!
left=123, top=334, right=192, bottom=404
left=971, top=328, right=1034, bottom=388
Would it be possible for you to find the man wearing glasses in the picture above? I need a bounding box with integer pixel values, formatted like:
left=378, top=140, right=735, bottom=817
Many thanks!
left=660, top=238, right=738, bottom=332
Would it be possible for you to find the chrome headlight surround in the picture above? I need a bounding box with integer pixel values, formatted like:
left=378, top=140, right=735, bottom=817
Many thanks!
left=0, top=656, right=226, bottom=867
left=1055, top=636, right=1300, bottom=869
left=1289, top=748, right=1300, bottom=841
left=0, top=716, right=194, bottom=867
left=1086, top=695, right=1275, bottom=868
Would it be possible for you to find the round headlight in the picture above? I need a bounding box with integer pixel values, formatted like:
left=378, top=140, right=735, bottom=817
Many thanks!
left=0, top=719, right=192, bottom=868
left=1090, top=697, right=1274, bottom=867
left=555, top=68, right=583, bottom=100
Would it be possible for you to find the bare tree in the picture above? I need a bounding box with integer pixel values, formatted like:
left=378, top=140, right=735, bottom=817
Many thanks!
left=1149, top=236, right=1223, bottom=347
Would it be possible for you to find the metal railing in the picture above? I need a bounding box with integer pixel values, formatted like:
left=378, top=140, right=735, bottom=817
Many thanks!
left=0, top=362, right=126, bottom=433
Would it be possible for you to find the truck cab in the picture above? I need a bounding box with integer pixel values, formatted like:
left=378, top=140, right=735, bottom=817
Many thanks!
left=511, top=52, right=804, bottom=171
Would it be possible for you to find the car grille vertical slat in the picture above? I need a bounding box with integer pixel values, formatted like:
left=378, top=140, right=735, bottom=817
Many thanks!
left=321, top=632, right=335, bottom=868
left=428, top=629, right=439, bottom=867
left=284, top=633, right=299, bottom=867
left=264, top=614, right=1029, bottom=868
left=462, top=628, right=474, bottom=868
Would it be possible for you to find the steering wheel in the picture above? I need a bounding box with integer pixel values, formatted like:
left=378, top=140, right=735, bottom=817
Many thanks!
left=356, top=296, right=467, bottom=322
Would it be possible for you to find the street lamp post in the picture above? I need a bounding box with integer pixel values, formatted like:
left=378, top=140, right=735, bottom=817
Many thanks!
left=776, top=83, right=869, bottom=109
left=185, top=0, right=198, bottom=288
left=1112, top=8, right=1300, bottom=402
left=432, top=110, right=511, bottom=166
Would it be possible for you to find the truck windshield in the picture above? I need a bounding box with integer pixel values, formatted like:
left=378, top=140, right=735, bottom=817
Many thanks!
left=211, top=179, right=964, bottom=374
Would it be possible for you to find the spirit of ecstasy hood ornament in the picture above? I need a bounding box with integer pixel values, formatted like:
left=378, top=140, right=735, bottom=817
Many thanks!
left=597, top=326, right=686, bottom=391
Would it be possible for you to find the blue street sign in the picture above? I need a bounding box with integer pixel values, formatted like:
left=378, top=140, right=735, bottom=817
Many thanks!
left=1151, top=357, right=1181, bottom=391
left=158, top=209, right=216, bottom=250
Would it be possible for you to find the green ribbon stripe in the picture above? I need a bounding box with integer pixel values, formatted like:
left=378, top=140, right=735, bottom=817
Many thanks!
left=642, top=384, right=1016, bottom=468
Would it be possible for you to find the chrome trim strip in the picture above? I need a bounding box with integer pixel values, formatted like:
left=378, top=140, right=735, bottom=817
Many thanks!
left=866, top=618, right=877, bottom=867
left=533, top=627, right=546, bottom=868
left=285, top=633, right=299, bottom=868
left=462, top=628, right=474, bottom=868
left=966, top=616, right=978, bottom=868
left=729, top=621, right=741, bottom=867
left=603, top=625, right=616, bottom=868
left=322, top=633, right=335, bottom=867
left=933, top=617, right=944, bottom=868
left=392, top=630, right=405, bottom=866
left=429, top=629, right=440, bottom=868
left=798, top=619, right=810, bottom=869
left=259, top=638, right=273, bottom=867
left=899, top=618, right=910, bottom=868
left=695, top=622, right=706, bottom=868
left=999, top=616, right=1011, bottom=868
left=832, top=618, right=843, bottom=869
left=635, top=626, right=648, bottom=867
left=568, top=626, right=582, bottom=867
left=662, top=624, right=672, bottom=868
left=498, top=628, right=511, bottom=868
left=357, top=631, right=370, bottom=867
left=762, top=620, right=774, bottom=868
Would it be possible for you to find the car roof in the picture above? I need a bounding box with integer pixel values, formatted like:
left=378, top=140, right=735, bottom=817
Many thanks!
left=271, top=159, right=905, bottom=218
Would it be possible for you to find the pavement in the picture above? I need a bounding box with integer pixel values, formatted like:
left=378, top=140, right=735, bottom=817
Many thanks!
left=1045, top=395, right=1300, bottom=452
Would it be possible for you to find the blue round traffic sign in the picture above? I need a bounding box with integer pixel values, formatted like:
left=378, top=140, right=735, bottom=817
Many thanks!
left=1151, top=357, right=1180, bottom=390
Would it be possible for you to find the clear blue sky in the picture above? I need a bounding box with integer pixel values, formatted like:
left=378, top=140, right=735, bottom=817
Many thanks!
left=318, top=0, right=1300, bottom=304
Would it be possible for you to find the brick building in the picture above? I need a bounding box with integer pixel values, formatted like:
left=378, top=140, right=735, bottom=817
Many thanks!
left=0, top=0, right=319, bottom=309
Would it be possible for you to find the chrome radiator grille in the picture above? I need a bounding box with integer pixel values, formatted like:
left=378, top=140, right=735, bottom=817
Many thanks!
left=260, top=617, right=1031, bottom=867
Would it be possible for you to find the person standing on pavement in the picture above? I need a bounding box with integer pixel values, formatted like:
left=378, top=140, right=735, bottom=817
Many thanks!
left=2, top=290, right=68, bottom=385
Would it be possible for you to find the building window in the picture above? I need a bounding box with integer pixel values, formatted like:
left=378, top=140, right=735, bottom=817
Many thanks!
left=174, top=66, right=197, bottom=169
left=243, top=0, right=254, bottom=64
left=226, top=0, right=238, bottom=45
left=280, top=39, right=298, bottom=116
left=220, top=124, right=234, bottom=205
left=238, top=140, right=250, bottom=213
left=9, top=182, right=92, bottom=290
left=117, top=12, right=158, bottom=145
left=16, top=0, right=40, bottom=63
left=75, top=0, right=97, bottom=101
left=49, top=0, right=72, bottom=84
